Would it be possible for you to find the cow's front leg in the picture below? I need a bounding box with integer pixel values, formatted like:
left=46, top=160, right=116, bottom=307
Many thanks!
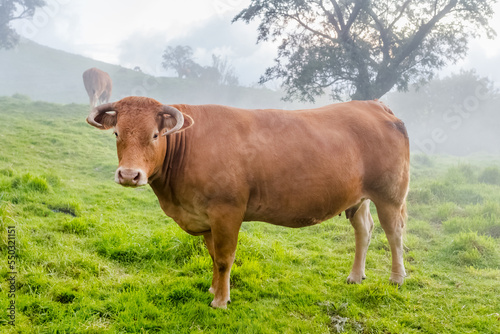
left=203, top=232, right=218, bottom=295
left=207, top=207, right=242, bottom=309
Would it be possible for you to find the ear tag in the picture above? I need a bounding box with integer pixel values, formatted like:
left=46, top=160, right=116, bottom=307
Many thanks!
left=105, top=111, right=116, bottom=115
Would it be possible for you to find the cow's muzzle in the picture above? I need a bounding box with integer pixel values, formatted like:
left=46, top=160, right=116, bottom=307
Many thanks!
left=115, top=167, right=148, bottom=187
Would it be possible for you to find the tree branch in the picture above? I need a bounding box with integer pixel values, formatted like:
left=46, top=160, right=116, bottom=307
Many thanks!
left=345, top=0, right=367, bottom=31
left=286, top=13, right=336, bottom=43
left=0, top=8, right=29, bottom=27
left=318, top=0, right=341, bottom=35
left=388, top=0, right=412, bottom=32
left=329, top=0, right=346, bottom=30
left=365, top=7, right=390, bottom=62
left=393, top=0, right=458, bottom=68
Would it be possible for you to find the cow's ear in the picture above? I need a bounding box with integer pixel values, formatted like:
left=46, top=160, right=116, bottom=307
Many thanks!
left=87, top=104, right=117, bottom=130
left=160, top=113, right=194, bottom=134
left=91, top=111, right=117, bottom=130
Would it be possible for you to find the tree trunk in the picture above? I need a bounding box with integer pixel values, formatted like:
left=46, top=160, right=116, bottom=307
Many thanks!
left=351, top=83, right=378, bottom=100
left=352, top=71, right=398, bottom=101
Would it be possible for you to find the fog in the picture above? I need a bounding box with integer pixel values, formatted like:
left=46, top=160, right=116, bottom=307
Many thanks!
left=2, top=0, right=500, bottom=156
left=1, top=4, right=499, bottom=329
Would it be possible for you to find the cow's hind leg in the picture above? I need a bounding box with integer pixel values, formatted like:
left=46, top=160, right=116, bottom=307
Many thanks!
left=347, top=200, right=374, bottom=284
left=374, top=201, right=407, bottom=285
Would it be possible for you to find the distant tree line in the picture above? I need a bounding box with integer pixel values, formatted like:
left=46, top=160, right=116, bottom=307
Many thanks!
left=386, top=70, right=500, bottom=155
left=162, top=45, right=239, bottom=86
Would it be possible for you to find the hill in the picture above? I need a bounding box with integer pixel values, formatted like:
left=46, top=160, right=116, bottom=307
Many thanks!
left=0, top=39, right=310, bottom=108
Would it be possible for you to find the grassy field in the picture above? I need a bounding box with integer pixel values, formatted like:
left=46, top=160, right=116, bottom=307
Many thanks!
left=0, top=95, right=499, bottom=333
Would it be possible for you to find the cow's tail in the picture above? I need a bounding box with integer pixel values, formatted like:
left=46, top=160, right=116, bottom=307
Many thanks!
left=400, top=201, right=408, bottom=229
left=399, top=172, right=410, bottom=229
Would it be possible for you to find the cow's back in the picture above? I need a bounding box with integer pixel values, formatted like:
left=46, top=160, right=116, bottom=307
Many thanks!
left=82, top=68, right=111, bottom=96
left=170, top=101, right=409, bottom=228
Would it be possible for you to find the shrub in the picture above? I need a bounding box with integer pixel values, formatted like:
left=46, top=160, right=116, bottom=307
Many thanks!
left=411, top=154, right=433, bottom=167
left=407, top=220, right=434, bottom=240
left=54, top=290, right=76, bottom=304
left=95, top=230, right=206, bottom=265
left=12, top=93, right=31, bottom=101
left=443, top=216, right=500, bottom=239
left=43, top=174, right=61, bottom=187
left=0, top=167, right=14, bottom=177
left=478, top=166, right=500, bottom=185
left=11, top=173, right=51, bottom=193
left=61, top=217, right=92, bottom=235
left=28, top=177, right=50, bottom=192
left=445, top=165, right=476, bottom=184
left=407, top=188, right=433, bottom=205
left=429, top=181, right=483, bottom=205
left=443, top=202, right=500, bottom=238
left=444, top=232, right=499, bottom=268
left=23, top=203, right=53, bottom=217
left=95, top=232, right=144, bottom=263
left=166, top=286, right=196, bottom=305
left=432, top=202, right=458, bottom=224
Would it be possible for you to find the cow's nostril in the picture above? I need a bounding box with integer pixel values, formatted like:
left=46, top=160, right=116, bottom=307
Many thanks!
left=116, top=168, right=146, bottom=186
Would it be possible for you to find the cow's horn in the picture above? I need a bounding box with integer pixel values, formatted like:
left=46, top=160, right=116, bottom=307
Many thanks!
left=87, top=103, right=116, bottom=128
left=161, top=105, right=184, bottom=136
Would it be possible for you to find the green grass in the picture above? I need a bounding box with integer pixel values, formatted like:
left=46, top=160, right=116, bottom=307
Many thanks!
left=0, top=97, right=499, bottom=333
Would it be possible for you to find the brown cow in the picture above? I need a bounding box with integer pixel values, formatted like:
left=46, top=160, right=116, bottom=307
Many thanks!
left=82, top=68, right=112, bottom=107
left=86, top=97, right=410, bottom=308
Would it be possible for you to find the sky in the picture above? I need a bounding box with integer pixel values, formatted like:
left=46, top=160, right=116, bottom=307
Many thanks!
left=10, top=0, right=500, bottom=87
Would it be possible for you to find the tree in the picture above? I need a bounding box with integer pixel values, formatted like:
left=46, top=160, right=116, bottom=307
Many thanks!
left=0, top=0, right=45, bottom=49
left=385, top=70, right=499, bottom=155
left=162, top=45, right=240, bottom=86
left=234, top=0, right=497, bottom=102
left=387, top=69, right=498, bottom=123
left=162, top=45, right=202, bottom=78
left=201, top=55, right=239, bottom=86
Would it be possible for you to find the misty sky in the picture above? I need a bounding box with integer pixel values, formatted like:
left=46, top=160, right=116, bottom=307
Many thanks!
left=10, top=0, right=500, bottom=86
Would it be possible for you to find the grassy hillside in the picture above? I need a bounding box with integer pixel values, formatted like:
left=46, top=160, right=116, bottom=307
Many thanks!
left=0, top=39, right=313, bottom=109
left=0, top=96, right=499, bottom=333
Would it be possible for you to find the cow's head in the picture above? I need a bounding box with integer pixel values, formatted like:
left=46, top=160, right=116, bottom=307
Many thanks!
left=86, top=97, right=193, bottom=187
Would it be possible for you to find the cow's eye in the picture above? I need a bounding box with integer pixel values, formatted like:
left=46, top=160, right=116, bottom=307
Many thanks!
left=113, top=132, right=118, bottom=138
left=153, top=133, right=159, bottom=140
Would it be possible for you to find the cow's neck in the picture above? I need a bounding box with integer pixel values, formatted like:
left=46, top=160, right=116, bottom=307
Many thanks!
left=149, top=131, right=187, bottom=202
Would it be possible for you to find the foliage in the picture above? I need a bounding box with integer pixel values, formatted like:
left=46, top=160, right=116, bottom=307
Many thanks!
left=161, top=45, right=201, bottom=79
left=387, top=70, right=498, bottom=121
left=201, top=54, right=239, bottom=86
left=442, top=232, right=499, bottom=268
left=0, top=97, right=499, bottom=333
left=234, top=0, right=497, bottom=102
left=479, top=166, right=500, bottom=185
left=0, top=0, right=45, bottom=49
left=385, top=70, right=500, bottom=155
left=162, top=45, right=239, bottom=86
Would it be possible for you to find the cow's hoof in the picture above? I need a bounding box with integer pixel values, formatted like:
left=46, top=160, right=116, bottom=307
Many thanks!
left=389, top=273, right=405, bottom=286
left=346, top=273, right=366, bottom=284
left=208, top=287, right=215, bottom=295
left=210, top=299, right=230, bottom=309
